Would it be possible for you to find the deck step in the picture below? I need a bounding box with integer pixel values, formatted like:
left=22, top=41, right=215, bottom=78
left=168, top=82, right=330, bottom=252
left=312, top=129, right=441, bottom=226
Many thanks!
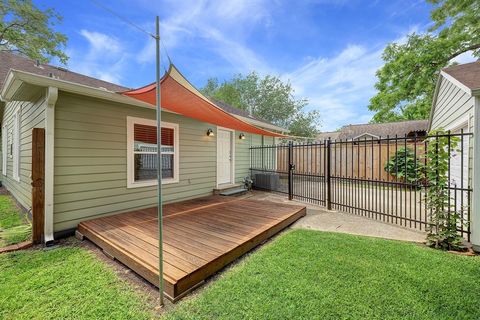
left=219, top=187, right=248, bottom=196
left=213, top=183, right=243, bottom=195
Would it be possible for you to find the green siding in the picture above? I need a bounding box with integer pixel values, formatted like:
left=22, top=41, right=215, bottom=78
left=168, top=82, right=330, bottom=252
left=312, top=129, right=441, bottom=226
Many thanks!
left=53, top=93, right=217, bottom=231
left=52, top=92, right=276, bottom=231
left=235, top=132, right=252, bottom=183
left=235, top=132, right=277, bottom=184
left=0, top=94, right=46, bottom=210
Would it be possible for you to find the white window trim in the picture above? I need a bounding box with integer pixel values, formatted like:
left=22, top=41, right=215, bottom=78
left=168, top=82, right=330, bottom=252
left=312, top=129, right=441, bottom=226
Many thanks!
left=2, top=123, right=7, bottom=175
left=127, top=116, right=179, bottom=188
left=12, top=107, right=21, bottom=182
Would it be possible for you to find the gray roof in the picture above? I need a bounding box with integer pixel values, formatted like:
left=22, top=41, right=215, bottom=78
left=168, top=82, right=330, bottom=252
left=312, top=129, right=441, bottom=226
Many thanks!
left=316, top=131, right=340, bottom=141
left=317, top=120, right=428, bottom=141
left=0, top=51, right=129, bottom=92
left=443, top=61, right=480, bottom=90
left=0, top=51, right=279, bottom=129
left=209, top=97, right=279, bottom=128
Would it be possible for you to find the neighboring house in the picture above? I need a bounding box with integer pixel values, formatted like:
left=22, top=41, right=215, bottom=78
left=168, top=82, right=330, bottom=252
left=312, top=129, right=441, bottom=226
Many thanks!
left=0, top=52, right=285, bottom=243
left=316, top=120, right=428, bottom=141
left=429, top=61, right=480, bottom=252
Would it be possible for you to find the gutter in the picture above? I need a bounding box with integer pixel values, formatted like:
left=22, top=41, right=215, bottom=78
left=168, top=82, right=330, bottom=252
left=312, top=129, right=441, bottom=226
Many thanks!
left=1, top=69, right=157, bottom=109
left=44, top=86, right=58, bottom=245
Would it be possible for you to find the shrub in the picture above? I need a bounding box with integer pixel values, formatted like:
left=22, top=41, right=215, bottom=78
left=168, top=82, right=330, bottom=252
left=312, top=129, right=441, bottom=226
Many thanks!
left=384, top=147, right=422, bottom=185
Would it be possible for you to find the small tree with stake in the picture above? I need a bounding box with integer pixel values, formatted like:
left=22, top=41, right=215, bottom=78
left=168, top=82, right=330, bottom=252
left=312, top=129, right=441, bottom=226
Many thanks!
left=423, top=129, right=467, bottom=251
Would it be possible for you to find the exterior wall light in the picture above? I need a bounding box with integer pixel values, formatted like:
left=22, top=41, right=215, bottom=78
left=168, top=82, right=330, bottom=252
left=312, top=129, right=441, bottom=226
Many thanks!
left=239, top=133, right=246, bottom=140
left=207, top=128, right=214, bottom=136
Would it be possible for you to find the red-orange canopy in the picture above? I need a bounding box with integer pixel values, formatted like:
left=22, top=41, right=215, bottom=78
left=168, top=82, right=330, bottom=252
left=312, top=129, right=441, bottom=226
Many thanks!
left=122, top=65, right=285, bottom=137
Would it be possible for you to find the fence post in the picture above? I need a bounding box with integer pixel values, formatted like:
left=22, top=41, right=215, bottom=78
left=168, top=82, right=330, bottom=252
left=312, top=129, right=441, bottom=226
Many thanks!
left=288, top=141, right=293, bottom=200
left=31, top=128, right=45, bottom=244
left=326, top=139, right=332, bottom=210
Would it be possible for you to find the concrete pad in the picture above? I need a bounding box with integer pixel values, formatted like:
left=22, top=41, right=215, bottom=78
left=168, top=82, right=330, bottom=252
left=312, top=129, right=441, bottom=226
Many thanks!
left=246, top=191, right=426, bottom=243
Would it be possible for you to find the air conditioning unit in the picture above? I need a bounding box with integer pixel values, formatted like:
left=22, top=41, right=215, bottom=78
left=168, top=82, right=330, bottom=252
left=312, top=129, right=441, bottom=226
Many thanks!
left=254, top=172, right=280, bottom=190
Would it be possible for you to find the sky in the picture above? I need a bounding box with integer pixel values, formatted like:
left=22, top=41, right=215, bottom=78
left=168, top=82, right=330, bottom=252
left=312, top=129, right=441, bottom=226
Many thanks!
left=33, top=0, right=474, bottom=131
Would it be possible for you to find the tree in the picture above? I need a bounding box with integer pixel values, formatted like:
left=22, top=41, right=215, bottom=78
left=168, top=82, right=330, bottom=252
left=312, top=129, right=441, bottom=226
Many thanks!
left=369, top=0, right=479, bottom=123
left=201, top=72, right=320, bottom=137
left=0, top=0, right=68, bottom=64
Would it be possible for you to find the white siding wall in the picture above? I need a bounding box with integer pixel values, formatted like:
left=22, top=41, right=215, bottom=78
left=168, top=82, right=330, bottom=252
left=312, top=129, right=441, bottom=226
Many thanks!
left=430, top=77, right=475, bottom=187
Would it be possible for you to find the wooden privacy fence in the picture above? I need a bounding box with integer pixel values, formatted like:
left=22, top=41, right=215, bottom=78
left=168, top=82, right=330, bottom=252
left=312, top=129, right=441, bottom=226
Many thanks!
left=276, top=140, right=425, bottom=181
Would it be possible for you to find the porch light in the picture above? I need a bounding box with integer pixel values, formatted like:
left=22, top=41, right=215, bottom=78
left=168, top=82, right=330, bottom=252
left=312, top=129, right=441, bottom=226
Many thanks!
left=239, top=133, right=246, bottom=140
left=207, top=128, right=214, bottom=137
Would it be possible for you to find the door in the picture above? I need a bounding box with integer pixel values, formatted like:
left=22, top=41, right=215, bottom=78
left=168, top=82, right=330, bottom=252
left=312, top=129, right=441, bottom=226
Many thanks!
left=217, top=129, right=233, bottom=185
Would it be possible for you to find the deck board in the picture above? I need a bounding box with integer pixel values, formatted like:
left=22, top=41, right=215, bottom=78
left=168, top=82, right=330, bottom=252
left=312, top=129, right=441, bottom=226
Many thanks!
left=78, top=196, right=306, bottom=301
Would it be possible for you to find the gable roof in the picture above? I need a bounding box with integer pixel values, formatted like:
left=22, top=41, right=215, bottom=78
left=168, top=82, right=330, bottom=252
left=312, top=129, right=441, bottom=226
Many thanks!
left=316, top=131, right=340, bottom=141
left=428, top=60, right=480, bottom=130
left=0, top=51, right=128, bottom=92
left=442, top=61, right=480, bottom=91
left=317, top=120, right=428, bottom=141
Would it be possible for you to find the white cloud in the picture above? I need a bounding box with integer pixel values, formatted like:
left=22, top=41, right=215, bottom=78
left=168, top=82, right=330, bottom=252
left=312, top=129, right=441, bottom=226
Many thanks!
left=68, top=30, right=127, bottom=84
left=283, top=44, right=384, bottom=131
left=135, top=0, right=273, bottom=73
left=79, top=30, right=121, bottom=54
left=452, top=51, right=477, bottom=65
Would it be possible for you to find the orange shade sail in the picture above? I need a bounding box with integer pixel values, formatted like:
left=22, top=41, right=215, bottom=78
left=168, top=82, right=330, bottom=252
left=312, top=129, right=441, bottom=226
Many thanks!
left=122, top=65, right=285, bottom=137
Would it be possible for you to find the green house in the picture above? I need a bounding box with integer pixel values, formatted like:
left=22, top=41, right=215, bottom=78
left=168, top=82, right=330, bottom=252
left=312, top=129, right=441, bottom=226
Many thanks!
left=0, top=52, right=286, bottom=244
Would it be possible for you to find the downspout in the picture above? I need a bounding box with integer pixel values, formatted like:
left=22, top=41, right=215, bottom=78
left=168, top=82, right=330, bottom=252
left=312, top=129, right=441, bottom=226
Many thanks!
left=44, top=86, right=58, bottom=245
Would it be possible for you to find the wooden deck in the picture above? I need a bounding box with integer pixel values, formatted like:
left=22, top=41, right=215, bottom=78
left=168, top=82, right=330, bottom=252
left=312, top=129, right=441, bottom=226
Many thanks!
left=77, top=196, right=306, bottom=301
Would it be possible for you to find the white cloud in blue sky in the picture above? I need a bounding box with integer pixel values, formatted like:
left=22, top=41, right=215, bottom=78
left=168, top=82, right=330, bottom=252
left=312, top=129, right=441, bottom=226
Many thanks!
left=36, top=0, right=475, bottom=131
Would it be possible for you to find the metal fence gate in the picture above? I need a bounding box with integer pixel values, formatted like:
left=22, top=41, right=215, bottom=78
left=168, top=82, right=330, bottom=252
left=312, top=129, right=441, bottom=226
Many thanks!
left=250, top=132, right=472, bottom=239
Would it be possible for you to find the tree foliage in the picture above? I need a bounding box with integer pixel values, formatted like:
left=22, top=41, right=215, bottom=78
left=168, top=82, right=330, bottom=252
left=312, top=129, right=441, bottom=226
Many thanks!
left=369, top=0, right=480, bottom=123
left=0, top=0, right=68, bottom=63
left=201, top=72, right=320, bottom=137
left=384, top=147, right=423, bottom=185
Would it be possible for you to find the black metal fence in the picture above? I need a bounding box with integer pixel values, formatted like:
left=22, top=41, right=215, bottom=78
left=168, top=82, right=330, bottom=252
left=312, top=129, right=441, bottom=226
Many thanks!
left=250, top=132, right=472, bottom=238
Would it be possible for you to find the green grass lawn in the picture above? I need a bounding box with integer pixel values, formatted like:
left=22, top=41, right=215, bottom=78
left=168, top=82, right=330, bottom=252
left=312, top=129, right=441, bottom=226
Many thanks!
left=0, top=243, right=155, bottom=320
left=1, top=230, right=479, bottom=320
left=163, top=230, right=480, bottom=320
left=0, top=195, right=31, bottom=247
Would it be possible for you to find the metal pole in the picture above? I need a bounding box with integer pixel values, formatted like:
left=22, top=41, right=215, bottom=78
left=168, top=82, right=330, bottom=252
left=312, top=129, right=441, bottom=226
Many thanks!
left=288, top=141, right=293, bottom=200
left=326, top=139, right=332, bottom=210
left=155, top=15, right=164, bottom=307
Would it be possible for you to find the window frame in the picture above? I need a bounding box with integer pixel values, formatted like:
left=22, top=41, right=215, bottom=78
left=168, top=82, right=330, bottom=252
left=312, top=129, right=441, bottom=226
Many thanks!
left=126, top=116, right=179, bottom=188
left=2, top=123, right=7, bottom=176
left=12, top=107, right=21, bottom=182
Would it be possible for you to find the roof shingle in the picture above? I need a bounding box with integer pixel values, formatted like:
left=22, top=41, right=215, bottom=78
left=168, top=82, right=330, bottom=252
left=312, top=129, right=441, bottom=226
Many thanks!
left=316, top=120, right=428, bottom=141
left=0, top=51, right=129, bottom=92
left=443, top=61, right=480, bottom=90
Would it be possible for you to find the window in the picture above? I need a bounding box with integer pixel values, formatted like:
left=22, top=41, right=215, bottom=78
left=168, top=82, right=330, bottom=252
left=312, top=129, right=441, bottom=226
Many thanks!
left=127, top=117, right=179, bottom=188
left=2, top=123, right=6, bottom=175
left=12, top=108, right=21, bottom=182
